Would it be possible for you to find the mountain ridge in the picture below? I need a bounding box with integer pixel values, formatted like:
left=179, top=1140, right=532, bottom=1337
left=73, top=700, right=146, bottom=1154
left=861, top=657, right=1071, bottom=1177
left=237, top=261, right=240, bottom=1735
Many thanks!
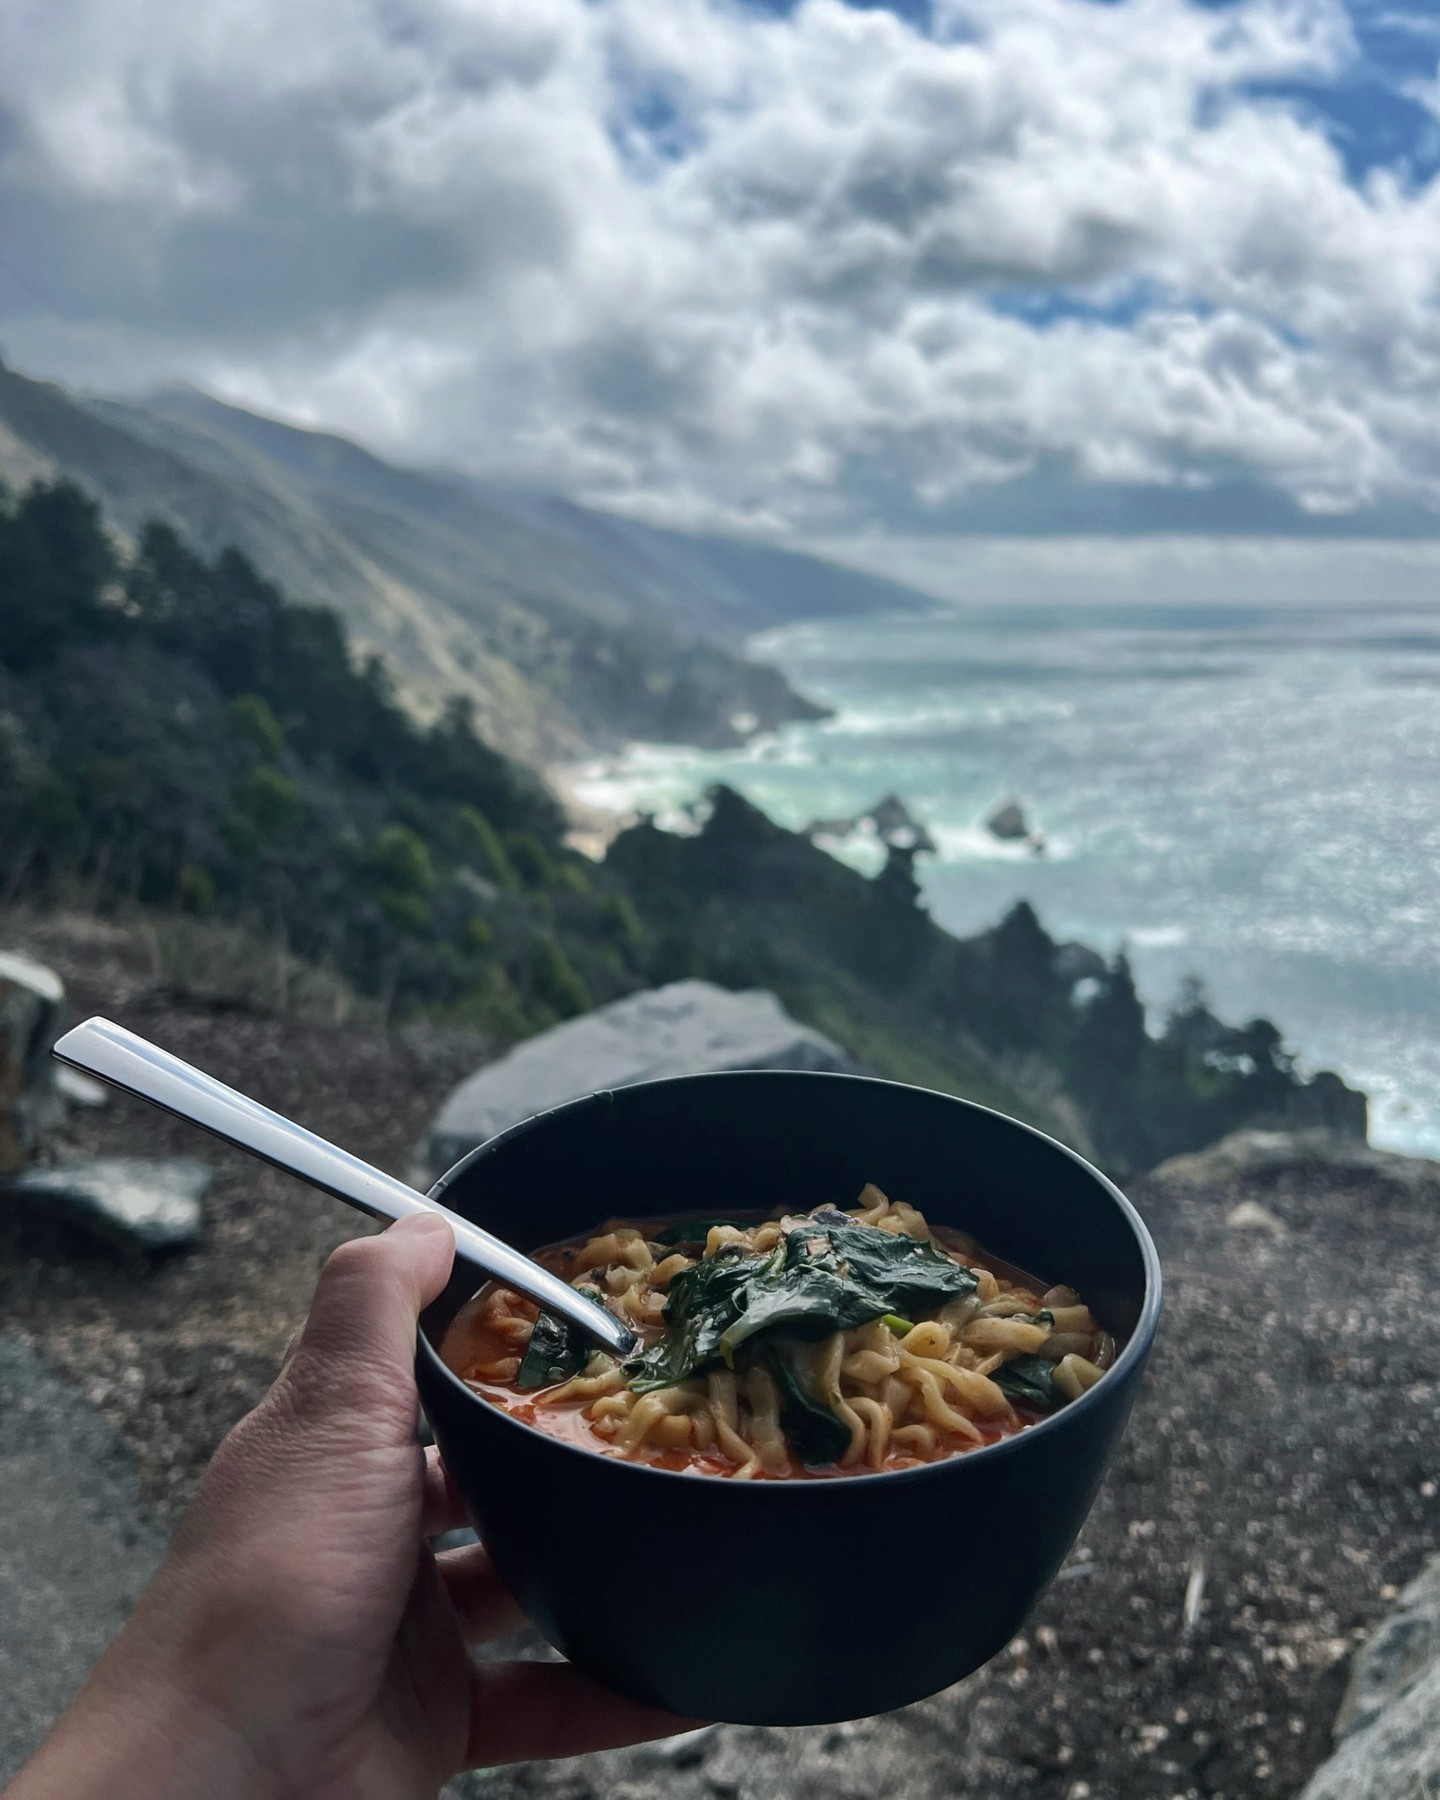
left=0, top=360, right=931, bottom=768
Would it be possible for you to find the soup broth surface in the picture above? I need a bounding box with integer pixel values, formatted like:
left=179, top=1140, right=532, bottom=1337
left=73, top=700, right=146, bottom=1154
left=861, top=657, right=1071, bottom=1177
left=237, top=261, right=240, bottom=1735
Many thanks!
left=440, top=1187, right=1116, bottom=1480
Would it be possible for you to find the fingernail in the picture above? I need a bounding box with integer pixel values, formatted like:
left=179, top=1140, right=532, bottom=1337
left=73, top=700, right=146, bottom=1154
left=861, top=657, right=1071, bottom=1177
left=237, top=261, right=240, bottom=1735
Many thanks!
left=391, top=1212, right=454, bottom=1241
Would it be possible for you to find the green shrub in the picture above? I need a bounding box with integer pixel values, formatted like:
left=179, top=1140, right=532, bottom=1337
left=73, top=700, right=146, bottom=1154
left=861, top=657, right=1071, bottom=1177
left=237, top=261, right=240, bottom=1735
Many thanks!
left=234, top=765, right=302, bottom=835
left=378, top=889, right=432, bottom=934
left=372, top=824, right=435, bottom=895
left=527, top=932, right=590, bottom=1018
left=465, top=913, right=493, bottom=951
left=430, top=964, right=530, bottom=1037
left=504, top=831, right=557, bottom=890
left=595, top=891, right=642, bottom=954
left=220, top=811, right=262, bottom=861
left=20, top=773, right=82, bottom=841
left=177, top=864, right=216, bottom=915
left=227, top=693, right=285, bottom=759
left=456, top=805, right=518, bottom=889
left=555, top=859, right=592, bottom=897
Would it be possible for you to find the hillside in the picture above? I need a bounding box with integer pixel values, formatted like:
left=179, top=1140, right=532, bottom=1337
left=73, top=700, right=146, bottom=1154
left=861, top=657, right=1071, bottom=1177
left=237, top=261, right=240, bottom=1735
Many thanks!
left=112, top=383, right=930, bottom=647
left=608, top=786, right=1367, bottom=1173
left=0, top=360, right=929, bottom=764
left=0, top=476, right=1363, bottom=1176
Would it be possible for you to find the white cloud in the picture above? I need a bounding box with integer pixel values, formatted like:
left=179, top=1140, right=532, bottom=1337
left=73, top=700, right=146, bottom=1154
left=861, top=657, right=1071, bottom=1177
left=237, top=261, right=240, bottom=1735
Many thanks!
left=811, top=529, right=1440, bottom=605
left=5, top=0, right=1440, bottom=544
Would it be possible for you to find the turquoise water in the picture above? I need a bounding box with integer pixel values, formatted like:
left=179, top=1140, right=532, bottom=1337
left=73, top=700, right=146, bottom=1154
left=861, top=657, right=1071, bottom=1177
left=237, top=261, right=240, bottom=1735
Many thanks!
left=572, top=602, right=1440, bottom=1158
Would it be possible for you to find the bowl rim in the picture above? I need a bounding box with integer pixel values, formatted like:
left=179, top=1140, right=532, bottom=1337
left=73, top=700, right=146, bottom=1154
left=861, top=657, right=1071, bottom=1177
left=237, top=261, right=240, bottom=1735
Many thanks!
left=417, top=1068, right=1163, bottom=1492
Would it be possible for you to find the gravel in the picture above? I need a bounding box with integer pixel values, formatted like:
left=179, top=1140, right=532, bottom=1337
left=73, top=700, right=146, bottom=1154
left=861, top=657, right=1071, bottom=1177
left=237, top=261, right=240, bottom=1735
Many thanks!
left=0, top=1335, right=168, bottom=1785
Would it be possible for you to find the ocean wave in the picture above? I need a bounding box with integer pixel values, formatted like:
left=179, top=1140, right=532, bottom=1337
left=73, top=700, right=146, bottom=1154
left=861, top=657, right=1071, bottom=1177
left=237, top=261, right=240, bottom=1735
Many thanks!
left=1128, top=924, right=1192, bottom=949
left=928, top=822, right=1076, bottom=865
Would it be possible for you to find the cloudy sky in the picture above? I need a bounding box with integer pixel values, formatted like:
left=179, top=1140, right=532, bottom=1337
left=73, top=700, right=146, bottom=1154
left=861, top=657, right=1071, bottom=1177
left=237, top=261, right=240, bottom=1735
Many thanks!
left=7, top=0, right=1440, bottom=598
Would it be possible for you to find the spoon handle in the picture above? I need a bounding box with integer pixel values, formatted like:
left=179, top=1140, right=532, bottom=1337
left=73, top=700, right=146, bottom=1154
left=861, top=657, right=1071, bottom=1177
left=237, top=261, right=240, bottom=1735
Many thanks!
left=50, top=1017, right=636, bottom=1357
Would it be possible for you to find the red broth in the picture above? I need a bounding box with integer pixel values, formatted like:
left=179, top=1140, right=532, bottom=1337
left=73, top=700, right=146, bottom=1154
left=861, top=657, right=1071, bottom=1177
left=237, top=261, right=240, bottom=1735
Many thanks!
left=441, top=1192, right=1116, bottom=1481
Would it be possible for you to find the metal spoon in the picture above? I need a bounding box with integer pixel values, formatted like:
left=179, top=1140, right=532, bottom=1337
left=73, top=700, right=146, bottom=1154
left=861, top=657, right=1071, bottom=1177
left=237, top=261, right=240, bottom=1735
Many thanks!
left=50, top=1016, right=636, bottom=1357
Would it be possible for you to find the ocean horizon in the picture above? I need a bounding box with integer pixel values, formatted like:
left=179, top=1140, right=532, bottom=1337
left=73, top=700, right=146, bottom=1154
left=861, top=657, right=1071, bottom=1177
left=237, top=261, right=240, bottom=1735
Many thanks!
left=573, top=598, right=1440, bottom=1161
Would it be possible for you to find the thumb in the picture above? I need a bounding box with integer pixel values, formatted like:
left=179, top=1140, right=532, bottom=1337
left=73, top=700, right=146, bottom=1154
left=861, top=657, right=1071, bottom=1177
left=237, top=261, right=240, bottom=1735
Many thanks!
left=279, top=1213, right=456, bottom=1435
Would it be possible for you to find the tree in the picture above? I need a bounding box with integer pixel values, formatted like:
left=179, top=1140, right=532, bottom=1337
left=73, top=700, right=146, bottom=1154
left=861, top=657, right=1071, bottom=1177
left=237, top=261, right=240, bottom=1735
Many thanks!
left=0, top=481, right=118, bottom=670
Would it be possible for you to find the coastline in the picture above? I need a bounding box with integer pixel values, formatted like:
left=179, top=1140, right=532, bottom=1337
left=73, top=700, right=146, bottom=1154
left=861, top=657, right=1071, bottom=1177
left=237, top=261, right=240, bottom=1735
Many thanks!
left=551, top=601, right=1440, bottom=1162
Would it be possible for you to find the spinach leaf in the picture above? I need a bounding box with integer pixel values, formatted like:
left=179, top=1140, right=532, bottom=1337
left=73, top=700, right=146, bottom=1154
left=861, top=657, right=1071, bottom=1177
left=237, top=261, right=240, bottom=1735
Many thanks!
left=515, top=1286, right=607, bottom=1390
left=762, top=1344, right=851, bottom=1468
left=653, top=1218, right=747, bottom=1247
left=624, top=1250, right=759, bottom=1393
left=992, top=1354, right=1060, bottom=1410
left=625, top=1208, right=980, bottom=1394
left=798, top=1210, right=980, bottom=1316
left=716, top=1243, right=881, bottom=1357
left=717, top=1214, right=978, bottom=1358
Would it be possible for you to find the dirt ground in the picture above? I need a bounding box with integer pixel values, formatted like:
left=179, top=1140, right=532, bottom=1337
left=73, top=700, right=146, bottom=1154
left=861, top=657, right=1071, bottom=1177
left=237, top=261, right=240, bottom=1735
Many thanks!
left=0, top=912, right=478, bottom=1515
left=3, top=912, right=1438, bottom=1798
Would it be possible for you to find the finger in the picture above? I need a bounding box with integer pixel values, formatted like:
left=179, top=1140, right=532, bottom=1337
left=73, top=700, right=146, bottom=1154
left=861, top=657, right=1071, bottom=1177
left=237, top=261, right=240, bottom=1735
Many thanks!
left=421, top=1446, right=470, bottom=1538
left=280, top=1214, right=455, bottom=1429
left=436, top=1542, right=527, bottom=1644
left=466, top=1660, right=705, bottom=1768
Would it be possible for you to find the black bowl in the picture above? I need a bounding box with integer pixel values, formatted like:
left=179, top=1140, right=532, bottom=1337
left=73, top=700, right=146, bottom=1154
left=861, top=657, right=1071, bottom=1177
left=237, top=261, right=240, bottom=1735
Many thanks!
left=416, top=1071, right=1161, bottom=1725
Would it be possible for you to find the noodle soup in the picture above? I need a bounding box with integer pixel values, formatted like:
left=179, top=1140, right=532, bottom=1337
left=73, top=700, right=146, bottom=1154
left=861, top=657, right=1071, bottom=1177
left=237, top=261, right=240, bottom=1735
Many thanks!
left=441, top=1185, right=1117, bottom=1480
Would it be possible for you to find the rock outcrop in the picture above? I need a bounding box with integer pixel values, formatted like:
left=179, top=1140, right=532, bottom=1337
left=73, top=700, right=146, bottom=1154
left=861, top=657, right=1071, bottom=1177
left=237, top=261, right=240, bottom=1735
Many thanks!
left=2, top=1157, right=210, bottom=1255
left=803, top=792, right=938, bottom=854
left=0, top=952, right=66, bottom=1173
left=985, top=799, right=1046, bottom=854
left=985, top=799, right=1032, bottom=841
left=0, top=946, right=211, bottom=1253
left=423, top=980, right=851, bottom=1181
left=1152, top=1126, right=1420, bottom=1191
left=1299, top=1554, right=1440, bottom=1799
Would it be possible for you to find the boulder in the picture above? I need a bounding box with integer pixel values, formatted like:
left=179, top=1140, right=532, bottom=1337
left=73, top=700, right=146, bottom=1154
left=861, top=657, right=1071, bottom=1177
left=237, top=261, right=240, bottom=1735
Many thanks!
left=803, top=793, right=937, bottom=856
left=1, top=1157, right=210, bottom=1254
left=867, top=794, right=938, bottom=855
left=1152, top=1129, right=1438, bottom=1196
left=1300, top=1555, right=1440, bottom=1799
left=985, top=799, right=1031, bottom=842
left=423, top=979, right=852, bottom=1182
left=1052, top=942, right=1108, bottom=988
left=0, top=953, right=66, bottom=1174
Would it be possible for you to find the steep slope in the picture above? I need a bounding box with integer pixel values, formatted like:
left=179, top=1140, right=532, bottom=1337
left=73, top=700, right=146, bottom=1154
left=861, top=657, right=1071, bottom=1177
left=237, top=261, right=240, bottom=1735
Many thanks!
left=0, top=363, right=929, bottom=764
left=112, top=383, right=929, bottom=646
left=0, top=362, right=528, bottom=744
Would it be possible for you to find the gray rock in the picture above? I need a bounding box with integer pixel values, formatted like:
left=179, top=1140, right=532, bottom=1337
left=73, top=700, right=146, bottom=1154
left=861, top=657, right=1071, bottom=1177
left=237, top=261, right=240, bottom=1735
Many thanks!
left=424, top=980, right=851, bottom=1180
left=0, top=951, right=66, bottom=1174
left=1, top=1156, right=211, bottom=1252
left=803, top=793, right=937, bottom=855
left=53, top=1065, right=110, bottom=1109
left=1298, top=1555, right=1440, bottom=1799
left=1301, top=1660, right=1440, bottom=1799
left=0, top=1335, right=168, bottom=1783
left=1051, top=941, right=1108, bottom=988
left=1335, top=1553, right=1440, bottom=1744
left=985, top=799, right=1031, bottom=841
left=1152, top=1128, right=1435, bottom=1193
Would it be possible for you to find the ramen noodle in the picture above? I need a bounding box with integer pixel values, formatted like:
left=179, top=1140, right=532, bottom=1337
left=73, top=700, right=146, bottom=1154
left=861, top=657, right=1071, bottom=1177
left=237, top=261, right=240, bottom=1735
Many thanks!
left=440, top=1186, right=1116, bottom=1480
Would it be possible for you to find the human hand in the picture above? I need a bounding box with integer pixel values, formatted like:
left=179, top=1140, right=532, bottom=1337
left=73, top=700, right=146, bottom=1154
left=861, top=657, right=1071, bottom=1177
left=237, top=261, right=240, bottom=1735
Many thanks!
left=6, top=1214, right=694, bottom=1800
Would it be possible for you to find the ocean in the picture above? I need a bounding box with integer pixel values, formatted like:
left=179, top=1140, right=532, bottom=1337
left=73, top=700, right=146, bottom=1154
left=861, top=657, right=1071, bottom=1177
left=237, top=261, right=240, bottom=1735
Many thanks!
left=571, top=601, right=1440, bottom=1160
